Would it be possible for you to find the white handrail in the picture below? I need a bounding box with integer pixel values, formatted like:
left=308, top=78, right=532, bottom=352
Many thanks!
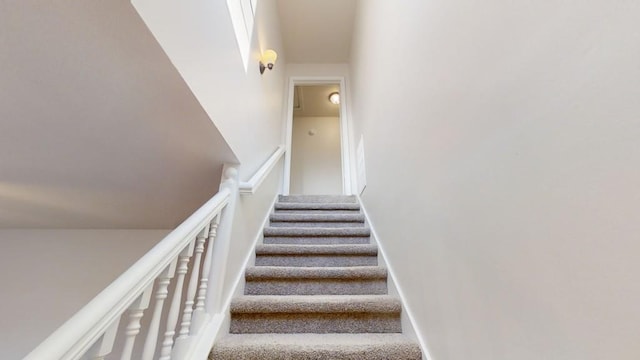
left=24, top=188, right=231, bottom=360
left=239, top=145, right=285, bottom=194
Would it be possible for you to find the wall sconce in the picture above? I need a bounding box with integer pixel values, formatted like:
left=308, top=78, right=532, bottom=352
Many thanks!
left=259, top=49, right=278, bottom=75
left=328, top=92, right=340, bottom=105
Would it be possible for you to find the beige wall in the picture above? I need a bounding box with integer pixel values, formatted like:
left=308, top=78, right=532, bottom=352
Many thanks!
left=290, top=116, right=343, bottom=194
left=0, top=229, right=169, bottom=359
left=0, top=1, right=236, bottom=229
left=286, top=63, right=350, bottom=78
left=223, top=158, right=284, bottom=299
left=132, top=0, right=287, bottom=181
left=350, top=0, right=640, bottom=359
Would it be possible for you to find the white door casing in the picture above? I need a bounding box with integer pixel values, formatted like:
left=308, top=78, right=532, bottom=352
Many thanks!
left=283, top=76, right=353, bottom=195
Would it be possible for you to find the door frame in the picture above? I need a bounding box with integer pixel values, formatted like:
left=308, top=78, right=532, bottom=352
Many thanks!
left=283, top=76, right=353, bottom=195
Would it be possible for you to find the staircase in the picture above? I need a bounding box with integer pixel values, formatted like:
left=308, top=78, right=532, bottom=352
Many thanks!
left=211, top=195, right=422, bottom=359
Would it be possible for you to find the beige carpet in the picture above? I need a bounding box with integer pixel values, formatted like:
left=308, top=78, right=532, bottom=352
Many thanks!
left=210, top=195, right=421, bottom=359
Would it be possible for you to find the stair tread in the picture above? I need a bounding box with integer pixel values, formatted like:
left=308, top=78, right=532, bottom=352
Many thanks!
left=246, top=266, right=387, bottom=280
left=231, top=295, right=401, bottom=314
left=256, top=244, right=377, bottom=255
left=264, top=227, right=371, bottom=237
left=212, top=333, right=422, bottom=360
left=270, top=213, right=365, bottom=222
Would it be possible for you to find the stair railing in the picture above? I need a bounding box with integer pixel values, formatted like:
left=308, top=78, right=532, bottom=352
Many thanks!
left=239, top=145, right=285, bottom=194
left=23, top=167, right=240, bottom=360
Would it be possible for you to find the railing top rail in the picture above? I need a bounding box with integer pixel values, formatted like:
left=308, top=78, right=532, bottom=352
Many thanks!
left=239, top=145, right=285, bottom=194
left=24, top=188, right=232, bottom=360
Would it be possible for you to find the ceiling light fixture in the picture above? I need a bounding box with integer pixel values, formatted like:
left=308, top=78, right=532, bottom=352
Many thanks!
left=328, top=92, right=340, bottom=105
left=259, top=49, right=278, bottom=75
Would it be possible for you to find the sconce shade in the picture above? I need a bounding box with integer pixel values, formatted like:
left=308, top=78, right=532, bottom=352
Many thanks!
left=260, top=49, right=278, bottom=74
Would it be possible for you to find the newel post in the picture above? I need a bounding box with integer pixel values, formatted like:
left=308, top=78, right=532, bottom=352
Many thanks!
left=205, top=164, right=240, bottom=314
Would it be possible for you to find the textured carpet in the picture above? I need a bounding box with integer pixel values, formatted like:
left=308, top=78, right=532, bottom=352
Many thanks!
left=211, top=195, right=421, bottom=359
left=210, top=334, right=422, bottom=360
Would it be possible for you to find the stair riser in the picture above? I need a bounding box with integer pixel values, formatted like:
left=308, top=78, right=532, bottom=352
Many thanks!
left=275, top=210, right=361, bottom=215
left=230, top=313, right=402, bottom=334
left=211, top=348, right=422, bottom=360
left=211, top=334, right=423, bottom=360
left=255, top=255, right=377, bottom=267
left=270, top=214, right=365, bottom=222
left=263, top=237, right=370, bottom=245
left=275, top=205, right=361, bottom=211
left=278, top=195, right=357, bottom=203
left=264, top=228, right=370, bottom=237
left=211, top=341, right=422, bottom=360
left=269, top=221, right=365, bottom=228
left=245, top=280, right=387, bottom=295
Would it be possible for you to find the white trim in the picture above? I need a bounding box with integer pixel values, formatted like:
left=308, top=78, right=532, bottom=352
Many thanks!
left=357, top=195, right=434, bottom=360
left=183, top=313, right=224, bottom=359
left=239, top=145, right=285, bottom=194
left=283, top=76, right=353, bottom=195
left=282, top=77, right=295, bottom=194
left=226, top=0, right=256, bottom=71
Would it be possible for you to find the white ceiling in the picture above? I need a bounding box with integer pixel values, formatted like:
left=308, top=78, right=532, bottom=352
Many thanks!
left=277, top=0, right=357, bottom=63
left=0, top=1, right=236, bottom=228
left=294, top=85, right=341, bottom=117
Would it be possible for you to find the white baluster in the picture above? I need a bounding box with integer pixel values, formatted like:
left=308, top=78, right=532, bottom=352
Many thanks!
left=158, top=240, right=195, bottom=360
left=120, top=285, right=153, bottom=360
left=90, top=317, right=120, bottom=360
left=140, top=259, right=177, bottom=360
left=191, top=215, right=220, bottom=333
left=206, top=166, right=239, bottom=314
left=178, top=227, right=208, bottom=338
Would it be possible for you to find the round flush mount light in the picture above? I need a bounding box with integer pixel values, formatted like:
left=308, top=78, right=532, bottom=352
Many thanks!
left=328, top=92, right=340, bottom=105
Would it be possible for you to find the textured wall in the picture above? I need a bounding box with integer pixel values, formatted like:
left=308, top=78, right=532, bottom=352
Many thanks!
left=133, top=0, right=287, bottom=181
left=349, top=1, right=640, bottom=359
left=290, top=116, right=342, bottom=194
left=0, top=1, right=236, bottom=228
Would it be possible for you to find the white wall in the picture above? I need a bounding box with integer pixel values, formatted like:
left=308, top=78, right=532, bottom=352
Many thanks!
left=0, top=229, right=169, bottom=359
left=223, top=159, right=284, bottom=299
left=286, top=63, right=350, bottom=78
left=0, top=1, right=236, bottom=229
left=290, top=116, right=343, bottom=194
left=132, top=0, right=287, bottom=181
left=350, top=1, right=640, bottom=359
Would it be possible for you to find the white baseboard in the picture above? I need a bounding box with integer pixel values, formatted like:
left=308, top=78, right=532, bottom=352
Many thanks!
left=185, top=313, right=224, bottom=359
left=357, top=195, right=434, bottom=360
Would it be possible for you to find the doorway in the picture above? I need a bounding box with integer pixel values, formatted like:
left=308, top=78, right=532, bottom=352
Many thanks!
left=284, top=78, right=352, bottom=195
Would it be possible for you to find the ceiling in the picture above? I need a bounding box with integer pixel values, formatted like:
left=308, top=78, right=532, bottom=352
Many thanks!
left=294, top=85, right=341, bottom=117
left=276, top=0, right=357, bottom=63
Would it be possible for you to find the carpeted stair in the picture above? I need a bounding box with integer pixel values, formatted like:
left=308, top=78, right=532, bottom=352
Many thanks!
left=210, top=195, right=421, bottom=359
